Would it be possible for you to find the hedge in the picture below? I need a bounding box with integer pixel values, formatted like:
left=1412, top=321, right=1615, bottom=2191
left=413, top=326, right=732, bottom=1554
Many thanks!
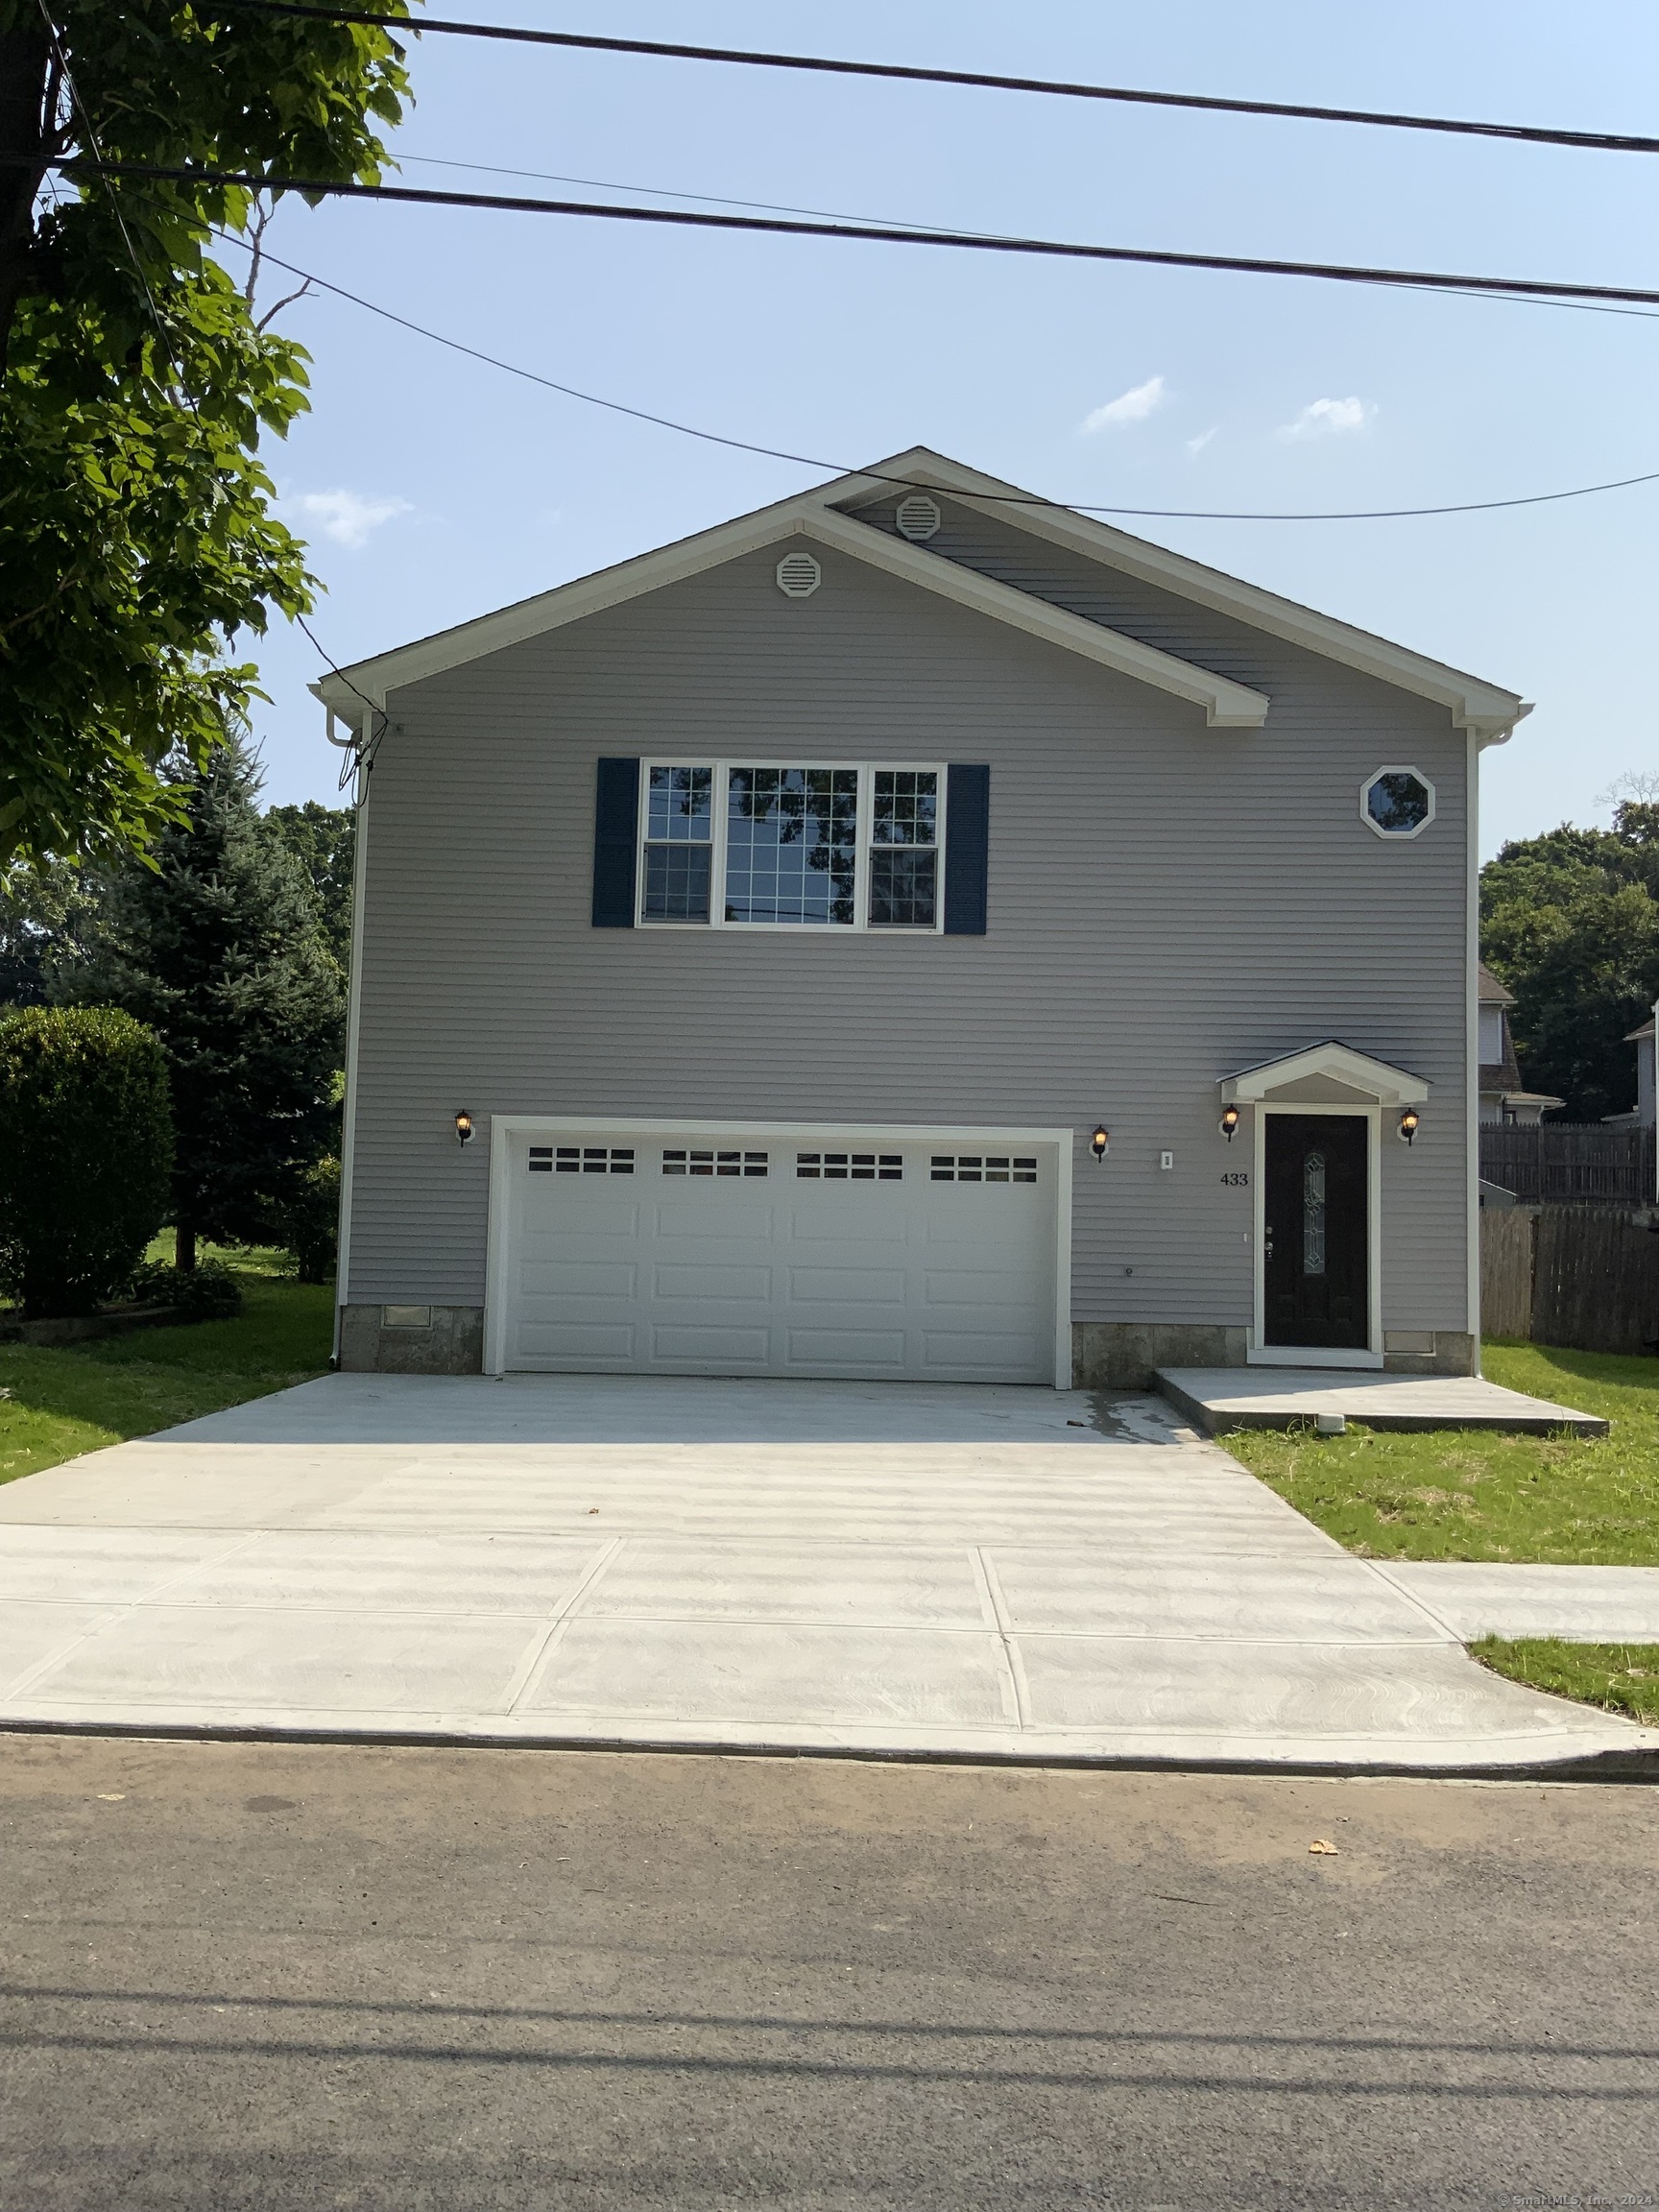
left=0, top=1005, right=174, bottom=1317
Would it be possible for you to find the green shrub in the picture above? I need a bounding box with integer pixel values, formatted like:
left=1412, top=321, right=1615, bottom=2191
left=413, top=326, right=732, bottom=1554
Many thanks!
left=128, top=1255, right=243, bottom=1320
left=0, top=1006, right=173, bottom=1317
left=269, top=1153, right=340, bottom=1283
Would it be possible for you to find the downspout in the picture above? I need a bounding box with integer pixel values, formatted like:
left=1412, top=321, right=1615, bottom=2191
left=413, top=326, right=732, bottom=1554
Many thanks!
left=331, top=731, right=373, bottom=1366
left=1465, top=729, right=1482, bottom=1371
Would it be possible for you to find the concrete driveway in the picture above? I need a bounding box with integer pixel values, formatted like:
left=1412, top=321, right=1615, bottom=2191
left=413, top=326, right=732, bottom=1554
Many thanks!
left=0, top=1373, right=1651, bottom=1771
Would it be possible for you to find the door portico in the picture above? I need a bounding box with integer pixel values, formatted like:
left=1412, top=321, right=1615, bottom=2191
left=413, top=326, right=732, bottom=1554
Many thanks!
left=1219, top=1042, right=1431, bottom=1372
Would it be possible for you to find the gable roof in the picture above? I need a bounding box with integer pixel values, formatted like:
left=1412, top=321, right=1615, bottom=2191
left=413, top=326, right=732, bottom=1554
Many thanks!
left=1478, top=963, right=1515, bottom=1006
left=1219, top=1040, right=1431, bottom=1106
left=313, top=445, right=1527, bottom=744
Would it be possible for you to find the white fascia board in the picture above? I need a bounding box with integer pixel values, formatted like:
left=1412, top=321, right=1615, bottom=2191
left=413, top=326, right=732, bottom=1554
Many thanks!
left=1220, top=1041, right=1431, bottom=1106
left=851, top=448, right=1530, bottom=744
left=309, top=485, right=854, bottom=721
left=313, top=489, right=1268, bottom=732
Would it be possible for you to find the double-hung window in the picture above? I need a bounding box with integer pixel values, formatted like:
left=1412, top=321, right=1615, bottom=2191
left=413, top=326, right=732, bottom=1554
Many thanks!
left=639, top=761, right=943, bottom=932
left=641, top=764, right=714, bottom=923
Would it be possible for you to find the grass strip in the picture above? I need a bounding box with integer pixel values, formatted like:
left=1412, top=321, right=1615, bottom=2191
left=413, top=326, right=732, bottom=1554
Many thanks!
left=1473, top=1638, right=1659, bottom=1725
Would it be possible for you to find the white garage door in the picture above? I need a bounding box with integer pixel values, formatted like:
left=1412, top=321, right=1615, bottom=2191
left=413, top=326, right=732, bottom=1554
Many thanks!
left=497, top=1128, right=1060, bottom=1383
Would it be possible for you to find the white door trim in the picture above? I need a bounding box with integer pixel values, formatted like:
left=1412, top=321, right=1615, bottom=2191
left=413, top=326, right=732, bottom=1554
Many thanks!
left=1248, top=1102, right=1384, bottom=1370
left=485, top=1116, right=1074, bottom=1387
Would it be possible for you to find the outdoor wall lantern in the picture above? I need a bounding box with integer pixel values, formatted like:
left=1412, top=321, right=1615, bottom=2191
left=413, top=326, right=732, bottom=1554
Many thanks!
left=1219, top=1104, right=1241, bottom=1142
left=1091, top=1124, right=1110, bottom=1162
left=1397, top=1108, right=1420, bottom=1146
left=454, top=1109, right=474, bottom=1146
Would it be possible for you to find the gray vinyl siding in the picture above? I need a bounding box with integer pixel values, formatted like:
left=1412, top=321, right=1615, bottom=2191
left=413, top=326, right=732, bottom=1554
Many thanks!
left=346, top=525, right=1472, bottom=1333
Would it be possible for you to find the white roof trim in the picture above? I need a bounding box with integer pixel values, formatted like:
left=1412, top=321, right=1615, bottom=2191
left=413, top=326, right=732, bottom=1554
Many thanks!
left=312, top=496, right=1268, bottom=731
left=1220, top=1041, right=1431, bottom=1106
left=839, top=449, right=1529, bottom=745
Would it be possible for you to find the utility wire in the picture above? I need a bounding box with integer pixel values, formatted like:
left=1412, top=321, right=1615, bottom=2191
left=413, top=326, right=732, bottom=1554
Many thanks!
left=217, top=0, right=1659, bottom=159
left=397, top=150, right=1659, bottom=325
left=398, top=152, right=1010, bottom=238
left=45, top=157, right=1659, bottom=310
left=209, top=223, right=1659, bottom=523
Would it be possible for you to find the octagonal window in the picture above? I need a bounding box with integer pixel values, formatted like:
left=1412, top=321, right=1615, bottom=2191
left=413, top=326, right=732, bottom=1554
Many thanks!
left=1361, top=766, right=1435, bottom=838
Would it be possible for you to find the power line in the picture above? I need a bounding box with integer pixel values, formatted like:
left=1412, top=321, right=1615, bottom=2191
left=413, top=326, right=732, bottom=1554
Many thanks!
left=396, top=151, right=1659, bottom=325
left=398, top=152, right=1011, bottom=239
left=49, top=157, right=1659, bottom=310
left=218, top=0, right=1659, bottom=159
left=211, top=224, right=1659, bottom=523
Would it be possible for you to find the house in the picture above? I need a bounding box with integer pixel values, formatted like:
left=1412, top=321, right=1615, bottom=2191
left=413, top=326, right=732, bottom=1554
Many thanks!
left=315, top=447, right=1531, bottom=1387
left=1477, top=964, right=1563, bottom=1124
left=1605, top=1012, right=1657, bottom=1129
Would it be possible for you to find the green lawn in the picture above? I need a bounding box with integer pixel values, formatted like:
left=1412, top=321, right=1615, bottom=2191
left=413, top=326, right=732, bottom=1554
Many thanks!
left=0, top=1246, right=332, bottom=1485
left=1473, top=1639, right=1659, bottom=1727
left=1227, top=1343, right=1659, bottom=1566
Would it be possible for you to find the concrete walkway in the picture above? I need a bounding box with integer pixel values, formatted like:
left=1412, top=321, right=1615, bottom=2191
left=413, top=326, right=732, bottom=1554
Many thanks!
left=0, top=1374, right=1651, bottom=1773
left=1382, top=1562, right=1659, bottom=1642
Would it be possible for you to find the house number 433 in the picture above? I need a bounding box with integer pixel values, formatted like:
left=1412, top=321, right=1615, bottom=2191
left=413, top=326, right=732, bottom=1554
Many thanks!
left=1220, top=1171, right=1250, bottom=1187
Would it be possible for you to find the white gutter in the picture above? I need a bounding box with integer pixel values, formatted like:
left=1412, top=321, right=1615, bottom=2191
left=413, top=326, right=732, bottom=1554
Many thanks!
left=1466, top=730, right=1483, bottom=1367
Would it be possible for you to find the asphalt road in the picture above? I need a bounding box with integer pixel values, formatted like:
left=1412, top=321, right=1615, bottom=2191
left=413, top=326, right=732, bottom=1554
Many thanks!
left=1, top=1737, right=1655, bottom=2211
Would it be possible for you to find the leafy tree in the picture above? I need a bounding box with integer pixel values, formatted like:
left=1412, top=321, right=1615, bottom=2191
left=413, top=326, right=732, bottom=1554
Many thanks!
left=1480, top=801, right=1659, bottom=1120
left=0, top=0, right=411, bottom=866
left=65, top=736, right=346, bottom=1267
left=0, top=856, right=98, bottom=1007
left=0, top=1004, right=172, bottom=1315
left=265, top=799, right=355, bottom=969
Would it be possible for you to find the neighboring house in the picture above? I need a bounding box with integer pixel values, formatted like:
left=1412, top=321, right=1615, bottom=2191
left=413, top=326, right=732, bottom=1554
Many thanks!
left=1477, top=964, right=1563, bottom=1125
left=316, top=447, right=1532, bottom=1386
left=1604, top=1013, right=1657, bottom=1129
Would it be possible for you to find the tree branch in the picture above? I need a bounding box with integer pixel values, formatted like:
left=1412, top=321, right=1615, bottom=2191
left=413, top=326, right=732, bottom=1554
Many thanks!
left=255, top=275, right=313, bottom=329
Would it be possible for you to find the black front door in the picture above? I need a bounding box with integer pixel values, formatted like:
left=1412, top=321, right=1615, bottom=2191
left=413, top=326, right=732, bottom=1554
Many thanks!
left=1263, top=1115, right=1369, bottom=1349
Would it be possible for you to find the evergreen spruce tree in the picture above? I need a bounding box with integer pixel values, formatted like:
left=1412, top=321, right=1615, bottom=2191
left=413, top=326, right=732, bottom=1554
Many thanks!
left=70, top=740, right=346, bottom=1268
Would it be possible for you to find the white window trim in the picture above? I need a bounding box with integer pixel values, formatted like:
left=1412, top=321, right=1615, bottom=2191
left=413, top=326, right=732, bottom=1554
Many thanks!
left=483, top=1115, right=1073, bottom=1386
left=1247, top=1102, right=1384, bottom=1369
left=637, top=757, right=949, bottom=934
left=1359, top=764, right=1436, bottom=840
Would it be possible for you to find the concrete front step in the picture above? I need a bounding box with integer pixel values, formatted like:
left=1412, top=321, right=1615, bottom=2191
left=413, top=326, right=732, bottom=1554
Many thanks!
left=1156, top=1366, right=1606, bottom=1437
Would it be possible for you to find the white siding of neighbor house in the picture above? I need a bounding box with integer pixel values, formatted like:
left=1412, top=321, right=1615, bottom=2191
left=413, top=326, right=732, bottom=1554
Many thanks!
left=343, top=511, right=1473, bottom=1334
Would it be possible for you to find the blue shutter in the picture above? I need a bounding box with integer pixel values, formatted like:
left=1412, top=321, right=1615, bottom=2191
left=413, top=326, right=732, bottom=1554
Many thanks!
left=943, top=763, right=989, bottom=936
left=591, top=757, right=640, bottom=927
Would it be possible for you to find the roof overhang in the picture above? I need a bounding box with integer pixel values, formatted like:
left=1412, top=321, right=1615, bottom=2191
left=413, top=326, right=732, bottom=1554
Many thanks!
left=836, top=449, right=1531, bottom=746
left=1219, top=1040, right=1431, bottom=1107
left=312, top=495, right=1267, bottom=733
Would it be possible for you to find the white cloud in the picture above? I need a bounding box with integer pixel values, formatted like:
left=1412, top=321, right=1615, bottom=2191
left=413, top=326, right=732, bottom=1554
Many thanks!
left=1274, top=396, right=1376, bottom=443
left=1186, top=426, right=1217, bottom=457
left=1081, top=374, right=1166, bottom=432
left=289, top=488, right=413, bottom=549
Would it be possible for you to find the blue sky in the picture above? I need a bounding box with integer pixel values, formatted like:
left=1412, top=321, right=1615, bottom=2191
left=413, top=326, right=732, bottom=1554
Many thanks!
left=241, top=0, right=1659, bottom=854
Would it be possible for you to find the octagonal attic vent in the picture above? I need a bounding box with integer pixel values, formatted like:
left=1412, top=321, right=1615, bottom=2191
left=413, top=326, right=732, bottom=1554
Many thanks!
left=895, top=493, right=942, bottom=542
left=775, top=550, right=822, bottom=598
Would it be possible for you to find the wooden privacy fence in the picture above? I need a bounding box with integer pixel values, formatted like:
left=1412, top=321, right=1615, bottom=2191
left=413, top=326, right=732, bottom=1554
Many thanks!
left=1481, top=1204, right=1659, bottom=1355
left=1479, top=1122, right=1654, bottom=1206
